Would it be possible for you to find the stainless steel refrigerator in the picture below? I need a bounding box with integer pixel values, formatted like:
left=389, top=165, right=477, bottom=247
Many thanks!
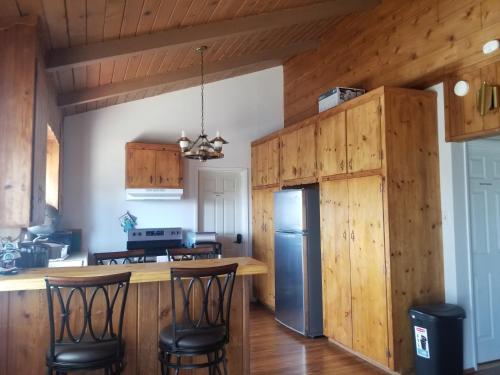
left=274, top=186, right=323, bottom=337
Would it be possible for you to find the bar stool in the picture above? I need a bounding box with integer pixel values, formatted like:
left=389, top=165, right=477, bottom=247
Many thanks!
left=45, top=272, right=132, bottom=375
left=158, top=263, right=238, bottom=374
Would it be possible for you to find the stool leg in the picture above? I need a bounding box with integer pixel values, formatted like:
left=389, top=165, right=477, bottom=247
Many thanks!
left=221, top=348, right=228, bottom=375
left=174, top=355, right=181, bottom=375
left=214, top=351, right=222, bottom=375
left=161, top=353, right=171, bottom=375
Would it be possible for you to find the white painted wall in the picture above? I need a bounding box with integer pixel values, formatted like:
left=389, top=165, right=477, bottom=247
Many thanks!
left=61, top=67, right=284, bottom=253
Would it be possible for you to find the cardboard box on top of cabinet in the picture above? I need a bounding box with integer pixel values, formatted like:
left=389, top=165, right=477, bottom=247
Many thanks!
left=318, top=87, right=365, bottom=113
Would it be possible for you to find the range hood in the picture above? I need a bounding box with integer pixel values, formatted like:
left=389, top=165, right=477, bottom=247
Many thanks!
left=125, top=188, right=183, bottom=201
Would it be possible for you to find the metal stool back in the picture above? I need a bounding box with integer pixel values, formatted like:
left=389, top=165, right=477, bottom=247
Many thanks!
left=166, top=246, right=217, bottom=261
left=94, top=249, right=146, bottom=265
left=158, top=263, right=238, bottom=374
left=45, top=272, right=131, bottom=374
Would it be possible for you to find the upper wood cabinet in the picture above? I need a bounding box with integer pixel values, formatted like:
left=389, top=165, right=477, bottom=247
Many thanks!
left=280, top=117, right=317, bottom=186
left=251, top=135, right=280, bottom=188
left=346, top=98, right=382, bottom=173
left=155, top=149, right=181, bottom=187
left=445, top=60, right=500, bottom=142
left=126, top=143, right=183, bottom=188
left=317, top=111, right=347, bottom=177
left=317, top=98, right=382, bottom=179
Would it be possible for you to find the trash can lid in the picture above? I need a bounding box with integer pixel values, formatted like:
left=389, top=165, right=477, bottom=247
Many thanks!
left=409, top=304, right=466, bottom=320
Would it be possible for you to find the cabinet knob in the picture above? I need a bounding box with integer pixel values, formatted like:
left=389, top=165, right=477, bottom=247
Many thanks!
left=150, top=176, right=153, bottom=183
left=350, top=231, right=355, bottom=241
left=348, top=159, right=353, bottom=171
left=340, top=160, right=345, bottom=171
left=343, top=230, right=347, bottom=240
left=159, top=176, right=163, bottom=183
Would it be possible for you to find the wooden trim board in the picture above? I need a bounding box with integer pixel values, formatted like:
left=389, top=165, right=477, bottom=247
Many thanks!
left=58, top=40, right=319, bottom=107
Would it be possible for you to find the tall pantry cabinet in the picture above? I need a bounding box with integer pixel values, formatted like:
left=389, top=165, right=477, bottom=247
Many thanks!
left=251, top=134, right=280, bottom=310
left=319, top=87, right=444, bottom=374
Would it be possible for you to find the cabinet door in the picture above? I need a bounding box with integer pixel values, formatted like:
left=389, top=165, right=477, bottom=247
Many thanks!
left=320, top=180, right=352, bottom=347
left=347, top=98, right=382, bottom=173
left=257, top=142, right=269, bottom=186
left=267, top=137, right=280, bottom=185
left=262, top=187, right=277, bottom=309
left=446, top=61, right=500, bottom=140
left=251, top=145, right=258, bottom=188
left=252, top=189, right=265, bottom=299
left=126, top=148, right=156, bottom=187
left=155, top=150, right=182, bottom=188
left=297, top=121, right=317, bottom=179
left=348, top=175, right=388, bottom=366
left=280, top=130, right=299, bottom=181
left=317, top=111, right=347, bottom=177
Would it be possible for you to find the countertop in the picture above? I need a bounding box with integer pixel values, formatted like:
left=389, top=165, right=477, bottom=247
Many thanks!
left=0, top=256, right=267, bottom=292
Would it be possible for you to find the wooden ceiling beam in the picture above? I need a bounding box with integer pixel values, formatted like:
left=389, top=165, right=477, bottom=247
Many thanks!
left=46, top=0, right=379, bottom=72
left=57, top=40, right=320, bottom=108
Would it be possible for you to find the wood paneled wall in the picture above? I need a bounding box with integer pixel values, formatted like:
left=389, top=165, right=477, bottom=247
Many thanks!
left=0, top=18, right=62, bottom=227
left=284, top=0, right=500, bottom=125
left=0, top=23, right=37, bottom=227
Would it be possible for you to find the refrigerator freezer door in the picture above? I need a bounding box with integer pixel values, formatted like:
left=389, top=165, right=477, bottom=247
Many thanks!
left=274, top=231, right=308, bottom=335
left=274, top=190, right=306, bottom=232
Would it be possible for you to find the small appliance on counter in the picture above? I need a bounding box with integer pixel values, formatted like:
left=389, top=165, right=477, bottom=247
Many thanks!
left=127, top=227, right=183, bottom=256
left=16, top=242, right=50, bottom=268
left=185, top=231, right=222, bottom=257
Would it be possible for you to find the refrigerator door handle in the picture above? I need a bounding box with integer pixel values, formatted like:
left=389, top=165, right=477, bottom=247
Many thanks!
left=302, top=235, right=309, bottom=333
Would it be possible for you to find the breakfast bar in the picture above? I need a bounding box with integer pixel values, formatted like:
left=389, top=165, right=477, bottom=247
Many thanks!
left=0, top=257, right=267, bottom=375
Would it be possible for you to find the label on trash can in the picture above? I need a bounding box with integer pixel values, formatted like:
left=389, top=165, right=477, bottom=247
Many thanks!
left=414, top=326, right=430, bottom=359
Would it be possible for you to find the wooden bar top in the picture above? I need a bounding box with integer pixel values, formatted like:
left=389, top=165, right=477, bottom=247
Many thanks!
left=0, top=256, right=267, bottom=292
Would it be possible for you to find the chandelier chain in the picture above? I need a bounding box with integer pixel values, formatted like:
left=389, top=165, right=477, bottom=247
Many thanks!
left=200, top=46, right=205, bottom=135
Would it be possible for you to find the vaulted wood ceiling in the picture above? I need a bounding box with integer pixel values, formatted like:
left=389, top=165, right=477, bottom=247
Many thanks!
left=2, top=0, right=379, bottom=115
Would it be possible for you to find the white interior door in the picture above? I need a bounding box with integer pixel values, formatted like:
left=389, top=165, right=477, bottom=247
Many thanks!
left=198, top=169, right=245, bottom=258
left=468, top=138, right=500, bottom=364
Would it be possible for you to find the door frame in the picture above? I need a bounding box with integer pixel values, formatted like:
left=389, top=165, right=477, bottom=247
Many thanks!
left=194, top=166, right=250, bottom=257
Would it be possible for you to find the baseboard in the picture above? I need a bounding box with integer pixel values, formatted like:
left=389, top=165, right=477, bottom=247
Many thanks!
left=327, top=338, right=401, bottom=375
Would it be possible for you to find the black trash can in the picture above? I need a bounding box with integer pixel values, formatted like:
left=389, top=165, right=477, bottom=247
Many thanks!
left=409, top=304, right=466, bottom=375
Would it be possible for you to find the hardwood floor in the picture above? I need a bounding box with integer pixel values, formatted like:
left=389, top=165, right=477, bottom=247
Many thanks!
left=250, top=303, right=385, bottom=375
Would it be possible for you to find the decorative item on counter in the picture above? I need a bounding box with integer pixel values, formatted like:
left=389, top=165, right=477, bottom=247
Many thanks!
left=477, top=81, right=499, bottom=116
left=318, top=87, right=365, bottom=112
left=119, top=211, right=138, bottom=232
left=0, top=239, right=21, bottom=274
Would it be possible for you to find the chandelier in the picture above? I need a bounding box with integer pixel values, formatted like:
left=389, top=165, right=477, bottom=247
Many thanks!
left=178, top=46, right=228, bottom=161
